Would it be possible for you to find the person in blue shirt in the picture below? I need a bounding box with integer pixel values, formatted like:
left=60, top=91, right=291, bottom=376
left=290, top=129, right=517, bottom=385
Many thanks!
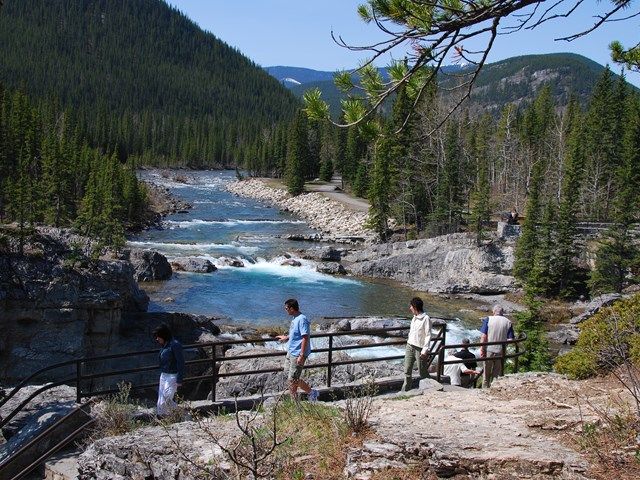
left=154, top=323, right=185, bottom=416
left=276, top=299, right=319, bottom=401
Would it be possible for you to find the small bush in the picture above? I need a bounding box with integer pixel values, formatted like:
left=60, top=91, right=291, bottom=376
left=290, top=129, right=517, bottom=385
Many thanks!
left=554, top=351, right=598, bottom=379
left=555, top=293, right=640, bottom=379
left=342, top=377, right=378, bottom=434
left=91, top=382, right=142, bottom=439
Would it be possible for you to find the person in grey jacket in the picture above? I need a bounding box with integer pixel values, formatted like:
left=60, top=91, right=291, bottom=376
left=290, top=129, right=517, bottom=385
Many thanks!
left=402, top=297, right=432, bottom=391
left=154, top=323, right=185, bottom=416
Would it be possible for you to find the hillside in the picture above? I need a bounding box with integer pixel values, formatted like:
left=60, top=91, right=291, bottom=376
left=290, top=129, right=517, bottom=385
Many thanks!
left=0, top=0, right=300, bottom=166
left=269, top=53, right=630, bottom=117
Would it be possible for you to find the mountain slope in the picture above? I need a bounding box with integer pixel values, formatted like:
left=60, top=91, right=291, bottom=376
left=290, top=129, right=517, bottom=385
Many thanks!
left=0, top=0, right=299, bottom=166
left=269, top=53, right=631, bottom=117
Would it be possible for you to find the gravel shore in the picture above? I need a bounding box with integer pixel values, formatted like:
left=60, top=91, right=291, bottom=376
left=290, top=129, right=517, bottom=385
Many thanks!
left=226, top=178, right=376, bottom=242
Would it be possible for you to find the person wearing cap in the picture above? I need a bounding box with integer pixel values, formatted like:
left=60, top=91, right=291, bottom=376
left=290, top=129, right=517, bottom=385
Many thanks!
left=453, top=338, right=480, bottom=387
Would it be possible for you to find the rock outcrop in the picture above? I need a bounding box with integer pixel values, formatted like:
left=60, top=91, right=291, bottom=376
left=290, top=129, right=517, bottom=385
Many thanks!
left=316, top=261, right=346, bottom=275
left=0, top=227, right=152, bottom=382
left=302, top=246, right=344, bottom=262
left=170, top=256, right=217, bottom=273
left=77, top=419, right=239, bottom=479
left=227, top=179, right=374, bottom=242
left=214, top=344, right=404, bottom=400
left=75, top=373, right=612, bottom=479
left=344, top=233, right=516, bottom=294
left=344, top=373, right=595, bottom=479
left=128, top=249, right=172, bottom=281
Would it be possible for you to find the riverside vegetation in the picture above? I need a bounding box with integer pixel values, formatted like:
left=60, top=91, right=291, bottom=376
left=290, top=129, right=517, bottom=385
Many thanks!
left=0, top=0, right=639, bottom=477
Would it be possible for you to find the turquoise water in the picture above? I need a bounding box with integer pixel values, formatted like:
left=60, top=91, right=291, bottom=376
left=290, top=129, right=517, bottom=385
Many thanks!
left=131, top=171, right=480, bottom=343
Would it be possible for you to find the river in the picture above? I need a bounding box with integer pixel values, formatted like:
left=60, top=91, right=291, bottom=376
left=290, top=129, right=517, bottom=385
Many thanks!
left=130, top=170, right=482, bottom=345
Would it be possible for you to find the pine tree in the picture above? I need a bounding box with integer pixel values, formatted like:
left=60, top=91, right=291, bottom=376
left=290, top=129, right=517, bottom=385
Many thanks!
left=430, top=123, right=462, bottom=235
left=469, top=120, right=491, bottom=246
left=285, top=111, right=308, bottom=196
left=527, top=202, right=556, bottom=297
left=514, top=294, right=552, bottom=372
left=553, top=108, right=586, bottom=298
left=583, top=67, right=622, bottom=219
left=590, top=95, right=640, bottom=294
left=318, top=121, right=335, bottom=182
left=367, top=128, right=393, bottom=240
left=513, top=160, right=544, bottom=283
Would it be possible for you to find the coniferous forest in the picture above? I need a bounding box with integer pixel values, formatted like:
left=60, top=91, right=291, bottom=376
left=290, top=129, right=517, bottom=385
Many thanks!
left=0, top=85, right=147, bottom=247
left=0, top=0, right=299, bottom=168
left=257, top=67, right=640, bottom=300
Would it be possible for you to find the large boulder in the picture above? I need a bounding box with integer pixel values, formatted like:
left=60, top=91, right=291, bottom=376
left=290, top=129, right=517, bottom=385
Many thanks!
left=303, top=246, right=343, bottom=262
left=316, top=262, right=346, bottom=275
left=129, top=249, right=172, bottom=281
left=216, top=257, right=245, bottom=268
left=171, top=257, right=217, bottom=273
left=344, top=233, right=516, bottom=294
left=569, top=293, right=622, bottom=324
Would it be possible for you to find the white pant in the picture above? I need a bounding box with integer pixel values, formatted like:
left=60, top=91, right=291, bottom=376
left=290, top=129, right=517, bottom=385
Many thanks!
left=157, top=372, right=178, bottom=416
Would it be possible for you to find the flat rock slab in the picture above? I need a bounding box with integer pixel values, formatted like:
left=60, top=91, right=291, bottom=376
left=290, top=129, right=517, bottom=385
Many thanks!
left=347, top=373, right=594, bottom=479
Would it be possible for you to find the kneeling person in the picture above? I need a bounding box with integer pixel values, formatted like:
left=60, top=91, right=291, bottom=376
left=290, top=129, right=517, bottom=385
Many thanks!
left=443, top=352, right=480, bottom=388
left=277, top=298, right=319, bottom=401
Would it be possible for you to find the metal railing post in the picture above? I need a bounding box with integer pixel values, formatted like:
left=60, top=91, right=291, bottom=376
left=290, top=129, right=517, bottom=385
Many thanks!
left=76, top=360, right=82, bottom=404
left=327, top=335, right=333, bottom=388
left=210, top=345, right=217, bottom=402
left=437, top=325, right=447, bottom=382
left=514, top=337, right=520, bottom=373
left=501, top=342, right=507, bottom=376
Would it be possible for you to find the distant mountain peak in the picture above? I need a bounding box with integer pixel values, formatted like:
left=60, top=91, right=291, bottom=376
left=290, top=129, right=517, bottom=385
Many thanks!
left=282, top=77, right=302, bottom=86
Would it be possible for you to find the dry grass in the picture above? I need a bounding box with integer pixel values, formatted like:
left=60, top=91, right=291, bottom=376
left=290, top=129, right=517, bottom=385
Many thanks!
left=370, top=467, right=435, bottom=480
left=574, top=394, right=640, bottom=480
left=274, top=399, right=350, bottom=480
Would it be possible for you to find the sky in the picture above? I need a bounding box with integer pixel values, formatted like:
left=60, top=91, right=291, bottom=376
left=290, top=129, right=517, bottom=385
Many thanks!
left=166, top=1, right=639, bottom=86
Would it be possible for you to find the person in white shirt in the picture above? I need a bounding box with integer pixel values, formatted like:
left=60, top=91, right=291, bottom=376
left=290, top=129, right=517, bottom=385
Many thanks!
left=401, top=297, right=432, bottom=391
left=443, top=352, right=480, bottom=387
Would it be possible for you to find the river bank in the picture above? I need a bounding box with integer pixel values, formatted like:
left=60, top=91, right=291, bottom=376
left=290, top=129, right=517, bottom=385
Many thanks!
left=226, top=178, right=376, bottom=243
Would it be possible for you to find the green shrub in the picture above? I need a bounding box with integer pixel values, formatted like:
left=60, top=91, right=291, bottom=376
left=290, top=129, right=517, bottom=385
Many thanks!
left=555, top=293, right=640, bottom=379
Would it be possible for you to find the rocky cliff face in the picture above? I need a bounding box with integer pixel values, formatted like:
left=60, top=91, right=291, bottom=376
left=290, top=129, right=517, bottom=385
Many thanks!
left=344, top=233, right=516, bottom=294
left=0, top=227, right=150, bottom=383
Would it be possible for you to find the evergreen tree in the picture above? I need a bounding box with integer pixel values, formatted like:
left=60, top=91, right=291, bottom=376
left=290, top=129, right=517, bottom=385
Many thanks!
left=430, top=123, right=462, bottom=235
left=583, top=67, right=622, bottom=219
left=514, top=295, right=552, bottom=372
left=590, top=96, right=640, bottom=294
left=527, top=202, right=556, bottom=297
left=367, top=128, right=393, bottom=240
left=513, top=160, right=544, bottom=283
left=318, top=121, right=335, bottom=182
left=285, top=111, right=308, bottom=195
left=553, top=109, right=586, bottom=298
left=469, top=120, right=491, bottom=246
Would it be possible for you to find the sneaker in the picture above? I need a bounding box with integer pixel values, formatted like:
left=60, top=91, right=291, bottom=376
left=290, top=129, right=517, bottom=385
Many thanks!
left=308, top=389, right=319, bottom=402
